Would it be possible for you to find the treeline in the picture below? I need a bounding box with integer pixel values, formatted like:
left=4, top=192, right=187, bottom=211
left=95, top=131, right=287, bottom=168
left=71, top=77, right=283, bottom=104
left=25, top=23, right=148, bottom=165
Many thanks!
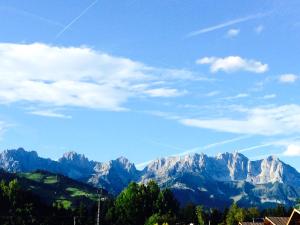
left=0, top=179, right=82, bottom=225
left=0, top=179, right=297, bottom=225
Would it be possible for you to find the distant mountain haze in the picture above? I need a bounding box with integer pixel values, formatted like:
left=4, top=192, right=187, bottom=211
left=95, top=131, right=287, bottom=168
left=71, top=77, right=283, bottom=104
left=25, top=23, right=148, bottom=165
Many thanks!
left=0, top=148, right=299, bottom=208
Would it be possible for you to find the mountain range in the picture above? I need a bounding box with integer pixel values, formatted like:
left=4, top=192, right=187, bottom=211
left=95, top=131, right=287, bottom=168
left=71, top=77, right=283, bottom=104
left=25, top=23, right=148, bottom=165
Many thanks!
left=0, top=148, right=300, bottom=208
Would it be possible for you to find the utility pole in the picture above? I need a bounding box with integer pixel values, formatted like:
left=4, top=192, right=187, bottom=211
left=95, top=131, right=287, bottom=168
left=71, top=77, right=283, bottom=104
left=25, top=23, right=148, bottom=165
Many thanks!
left=96, top=189, right=102, bottom=225
left=73, top=216, right=76, bottom=225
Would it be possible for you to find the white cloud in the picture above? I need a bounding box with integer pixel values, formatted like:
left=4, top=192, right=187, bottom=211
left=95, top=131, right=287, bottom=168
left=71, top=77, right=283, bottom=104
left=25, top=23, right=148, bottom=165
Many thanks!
left=226, top=29, right=240, bottom=38
left=187, top=12, right=268, bottom=37
left=144, top=88, right=186, bottom=97
left=278, top=73, right=298, bottom=83
left=180, top=104, right=300, bottom=136
left=263, top=94, right=276, bottom=99
left=197, top=56, right=268, bottom=73
left=223, top=93, right=249, bottom=100
left=29, top=110, right=72, bottom=119
left=206, top=91, right=220, bottom=97
left=0, top=43, right=190, bottom=111
left=254, top=25, right=264, bottom=34
left=283, top=144, right=300, bottom=156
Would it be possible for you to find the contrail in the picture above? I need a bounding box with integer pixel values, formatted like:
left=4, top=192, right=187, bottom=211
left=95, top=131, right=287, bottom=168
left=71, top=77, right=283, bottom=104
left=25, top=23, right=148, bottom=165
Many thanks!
left=136, top=135, right=251, bottom=169
left=239, top=143, right=273, bottom=153
left=55, top=0, right=99, bottom=39
left=0, top=6, right=64, bottom=28
left=186, top=12, right=269, bottom=38
left=136, top=160, right=154, bottom=170
left=175, top=134, right=251, bottom=156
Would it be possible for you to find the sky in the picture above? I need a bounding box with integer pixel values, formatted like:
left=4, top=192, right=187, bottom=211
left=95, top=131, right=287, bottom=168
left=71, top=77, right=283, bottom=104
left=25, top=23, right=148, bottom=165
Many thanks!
left=0, top=0, right=300, bottom=170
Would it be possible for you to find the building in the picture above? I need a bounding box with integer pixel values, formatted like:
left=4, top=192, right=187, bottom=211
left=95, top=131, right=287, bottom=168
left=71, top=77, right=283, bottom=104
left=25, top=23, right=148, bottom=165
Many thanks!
left=239, top=208, right=300, bottom=225
left=239, top=222, right=264, bottom=225
left=264, top=217, right=289, bottom=225
left=286, top=209, right=300, bottom=225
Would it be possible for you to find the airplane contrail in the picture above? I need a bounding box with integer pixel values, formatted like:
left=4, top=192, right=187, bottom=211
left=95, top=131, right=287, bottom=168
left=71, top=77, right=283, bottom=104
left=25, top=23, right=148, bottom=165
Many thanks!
left=136, top=134, right=251, bottom=169
left=55, top=0, right=99, bottom=39
left=175, top=134, right=251, bottom=156
left=186, top=12, right=269, bottom=38
left=239, top=143, right=273, bottom=153
left=0, top=6, right=64, bottom=28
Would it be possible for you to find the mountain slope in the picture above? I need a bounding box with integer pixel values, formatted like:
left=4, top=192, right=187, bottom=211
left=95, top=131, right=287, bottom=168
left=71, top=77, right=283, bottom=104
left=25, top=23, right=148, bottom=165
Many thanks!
left=0, top=169, right=101, bottom=208
left=0, top=148, right=300, bottom=208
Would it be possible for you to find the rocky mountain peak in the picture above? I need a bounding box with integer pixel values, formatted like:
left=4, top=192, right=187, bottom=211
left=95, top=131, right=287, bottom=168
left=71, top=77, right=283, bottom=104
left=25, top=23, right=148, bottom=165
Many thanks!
left=1, top=147, right=39, bottom=159
left=0, top=148, right=57, bottom=173
left=0, top=148, right=300, bottom=207
left=59, top=151, right=90, bottom=164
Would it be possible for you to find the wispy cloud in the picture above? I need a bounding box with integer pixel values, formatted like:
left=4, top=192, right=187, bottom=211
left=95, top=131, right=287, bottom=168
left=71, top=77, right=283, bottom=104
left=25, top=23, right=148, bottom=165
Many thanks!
left=0, top=6, right=64, bottom=28
left=0, top=43, right=192, bottom=111
left=222, top=93, right=249, bottom=100
left=135, top=135, right=250, bottom=169
left=263, top=94, right=276, bottom=99
left=187, top=12, right=268, bottom=37
left=0, top=121, right=12, bottom=141
left=176, top=135, right=251, bottom=156
left=239, top=143, right=273, bottom=153
left=283, top=144, right=300, bottom=156
left=29, top=109, right=72, bottom=119
left=267, top=137, right=300, bottom=157
left=0, top=121, right=6, bottom=137
left=197, top=56, right=268, bottom=74
left=144, top=88, right=187, bottom=97
left=254, top=25, right=264, bottom=34
left=55, top=0, right=98, bottom=39
left=226, top=29, right=240, bottom=38
left=180, top=104, right=300, bottom=136
left=136, top=159, right=154, bottom=170
left=278, top=73, right=299, bottom=84
left=206, top=91, right=220, bottom=97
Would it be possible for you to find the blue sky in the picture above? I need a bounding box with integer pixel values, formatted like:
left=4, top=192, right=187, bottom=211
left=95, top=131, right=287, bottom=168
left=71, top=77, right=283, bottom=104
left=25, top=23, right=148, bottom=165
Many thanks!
left=0, top=0, right=300, bottom=170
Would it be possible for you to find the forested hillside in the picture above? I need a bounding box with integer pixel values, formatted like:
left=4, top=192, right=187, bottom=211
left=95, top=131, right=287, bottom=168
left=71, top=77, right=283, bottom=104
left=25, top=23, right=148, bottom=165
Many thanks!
left=0, top=171, right=298, bottom=225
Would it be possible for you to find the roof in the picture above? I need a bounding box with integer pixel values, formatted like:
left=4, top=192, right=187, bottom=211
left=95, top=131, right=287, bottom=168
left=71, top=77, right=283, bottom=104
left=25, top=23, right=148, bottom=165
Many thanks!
left=265, top=217, right=290, bottom=225
left=286, top=208, right=300, bottom=225
left=239, top=222, right=264, bottom=225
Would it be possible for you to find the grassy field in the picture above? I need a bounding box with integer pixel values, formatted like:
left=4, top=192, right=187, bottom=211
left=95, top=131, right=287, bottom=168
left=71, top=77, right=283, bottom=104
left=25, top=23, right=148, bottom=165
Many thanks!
left=12, top=170, right=101, bottom=209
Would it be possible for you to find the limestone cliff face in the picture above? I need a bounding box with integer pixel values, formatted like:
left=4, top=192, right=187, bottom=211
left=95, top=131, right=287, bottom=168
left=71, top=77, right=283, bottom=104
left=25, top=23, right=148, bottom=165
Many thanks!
left=1, top=148, right=300, bottom=208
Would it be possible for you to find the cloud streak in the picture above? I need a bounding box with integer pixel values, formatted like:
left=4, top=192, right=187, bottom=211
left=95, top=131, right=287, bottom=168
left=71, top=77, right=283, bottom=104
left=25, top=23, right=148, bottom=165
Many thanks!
left=135, top=135, right=250, bottom=169
left=239, top=143, right=273, bottom=153
left=29, top=109, right=72, bottom=119
left=180, top=104, right=300, bottom=136
left=187, top=12, right=268, bottom=37
left=176, top=135, right=251, bottom=156
left=55, top=0, right=99, bottom=39
left=0, top=6, right=64, bottom=28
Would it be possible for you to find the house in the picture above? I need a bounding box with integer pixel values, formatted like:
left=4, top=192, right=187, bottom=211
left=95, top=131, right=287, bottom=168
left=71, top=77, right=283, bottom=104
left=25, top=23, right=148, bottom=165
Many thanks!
left=264, top=217, right=289, bottom=225
left=286, top=208, right=300, bottom=225
left=239, top=222, right=264, bottom=225
left=239, top=208, right=300, bottom=225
